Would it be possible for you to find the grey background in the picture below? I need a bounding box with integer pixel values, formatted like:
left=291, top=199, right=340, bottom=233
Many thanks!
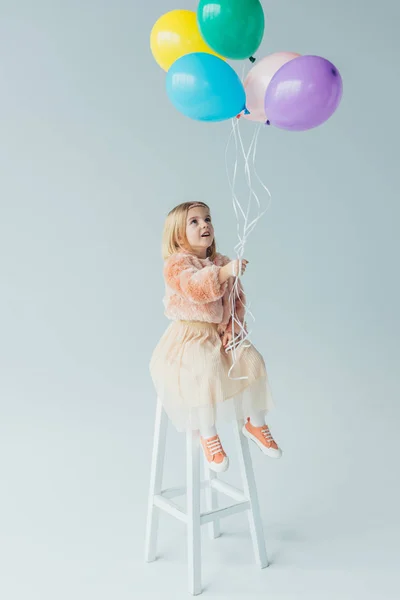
left=0, top=0, right=399, bottom=598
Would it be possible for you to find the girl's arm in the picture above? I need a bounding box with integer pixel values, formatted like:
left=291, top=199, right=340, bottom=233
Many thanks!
left=164, top=254, right=231, bottom=304
left=216, top=254, right=247, bottom=335
left=227, top=278, right=247, bottom=334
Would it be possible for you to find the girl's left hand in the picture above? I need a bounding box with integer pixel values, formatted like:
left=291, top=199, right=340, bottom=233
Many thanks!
left=221, top=330, right=233, bottom=350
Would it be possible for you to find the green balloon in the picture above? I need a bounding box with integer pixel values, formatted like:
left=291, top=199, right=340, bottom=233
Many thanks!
left=197, top=0, right=265, bottom=60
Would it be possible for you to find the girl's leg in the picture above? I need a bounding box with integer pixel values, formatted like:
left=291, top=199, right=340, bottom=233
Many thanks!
left=198, top=405, right=218, bottom=439
left=199, top=423, right=218, bottom=439
left=248, top=408, right=266, bottom=427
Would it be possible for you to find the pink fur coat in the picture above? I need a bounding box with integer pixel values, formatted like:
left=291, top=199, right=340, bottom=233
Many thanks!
left=163, top=251, right=246, bottom=334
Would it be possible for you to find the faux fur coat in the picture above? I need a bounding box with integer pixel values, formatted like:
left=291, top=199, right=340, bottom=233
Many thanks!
left=163, top=251, right=246, bottom=334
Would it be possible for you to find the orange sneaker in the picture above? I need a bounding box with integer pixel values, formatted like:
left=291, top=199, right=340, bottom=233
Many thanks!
left=242, top=418, right=282, bottom=458
left=200, top=434, right=229, bottom=473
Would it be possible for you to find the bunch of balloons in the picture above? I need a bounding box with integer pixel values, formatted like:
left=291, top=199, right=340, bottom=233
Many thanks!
left=150, top=0, right=343, bottom=131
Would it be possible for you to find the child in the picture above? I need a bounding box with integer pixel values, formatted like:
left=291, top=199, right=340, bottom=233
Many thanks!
left=150, top=201, right=282, bottom=472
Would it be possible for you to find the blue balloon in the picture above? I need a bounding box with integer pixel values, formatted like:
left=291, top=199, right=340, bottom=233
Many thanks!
left=166, top=53, right=246, bottom=122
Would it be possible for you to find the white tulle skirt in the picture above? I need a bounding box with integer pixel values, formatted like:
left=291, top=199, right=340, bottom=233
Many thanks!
left=149, top=320, right=274, bottom=433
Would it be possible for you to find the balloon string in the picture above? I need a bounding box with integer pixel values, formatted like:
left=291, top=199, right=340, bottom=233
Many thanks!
left=224, top=117, right=272, bottom=379
left=240, top=63, right=247, bottom=85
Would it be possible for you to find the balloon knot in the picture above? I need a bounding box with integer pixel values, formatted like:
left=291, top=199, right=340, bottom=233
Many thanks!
left=249, top=56, right=256, bottom=63
left=265, top=120, right=271, bottom=126
left=244, top=108, right=250, bottom=115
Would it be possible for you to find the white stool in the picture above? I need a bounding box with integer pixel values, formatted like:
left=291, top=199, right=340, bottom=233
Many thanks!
left=145, top=398, right=268, bottom=596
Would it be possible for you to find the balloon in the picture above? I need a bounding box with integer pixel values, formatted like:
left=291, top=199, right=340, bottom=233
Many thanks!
left=166, top=53, right=246, bottom=122
left=197, top=0, right=265, bottom=60
left=150, top=10, right=223, bottom=71
left=243, top=52, right=301, bottom=123
left=264, top=55, right=343, bottom=131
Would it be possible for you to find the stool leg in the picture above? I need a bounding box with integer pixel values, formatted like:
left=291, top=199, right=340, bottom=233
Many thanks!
left=186, top=429, right=202, bottom=595
left=145, top=397, right=168, bottom=562
left=233, top=417, right=269, bottom=569
left=204, top=462, right=221, bottom=539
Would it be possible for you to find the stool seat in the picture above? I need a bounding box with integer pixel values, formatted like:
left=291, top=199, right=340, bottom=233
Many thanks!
left=145, top=398, right=268, bottom=596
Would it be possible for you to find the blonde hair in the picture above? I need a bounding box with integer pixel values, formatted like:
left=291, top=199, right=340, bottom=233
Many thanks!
left=162, top=202, right=217, bottom=261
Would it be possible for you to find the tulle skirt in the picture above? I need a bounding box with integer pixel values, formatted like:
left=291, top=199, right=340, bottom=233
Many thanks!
left=149, top=320, right=274, bottom=432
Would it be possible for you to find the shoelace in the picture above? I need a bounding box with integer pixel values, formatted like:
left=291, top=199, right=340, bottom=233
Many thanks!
left=261, top=426, right=273, bottom=443
left=206, top=437, right=223, bottom=456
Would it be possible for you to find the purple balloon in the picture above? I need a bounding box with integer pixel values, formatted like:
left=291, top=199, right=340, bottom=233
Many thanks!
left=264, top=55, right=343, bottom=131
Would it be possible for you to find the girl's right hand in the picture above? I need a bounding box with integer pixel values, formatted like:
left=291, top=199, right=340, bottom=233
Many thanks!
left=229, top=259, right=248, bottom=277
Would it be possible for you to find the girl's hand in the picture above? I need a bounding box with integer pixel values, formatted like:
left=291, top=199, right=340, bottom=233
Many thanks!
left=229, top=259, right=248, bottom=277
left=219, top=259, right=249, bottom=284
left=221, top=330, right=233, bottom=350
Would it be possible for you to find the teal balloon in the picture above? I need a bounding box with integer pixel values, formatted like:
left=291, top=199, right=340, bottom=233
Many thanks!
left=166, top=53, right=246, bottom=122
left=197, top=0, right=265, bottom=60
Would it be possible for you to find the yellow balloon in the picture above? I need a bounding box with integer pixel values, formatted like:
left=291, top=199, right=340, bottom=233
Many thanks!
left=150, top=9, right=224, bottom=72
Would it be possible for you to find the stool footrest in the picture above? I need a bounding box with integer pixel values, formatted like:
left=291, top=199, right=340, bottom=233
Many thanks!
left=200, top=500, right=250, bottom=525
left=152, top=491, right=250, bottom=527
left=210, top=479, right=247, bottom=503
left=160, top=480, right=247, bottom=503
left=153, top=494, right=188, bottom=523
left=160, top=481, right=208, bottom=500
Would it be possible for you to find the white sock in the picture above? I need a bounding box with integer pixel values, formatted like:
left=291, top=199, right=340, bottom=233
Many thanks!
left=248, top=409, right=266, bottom=428
left=199, top=424, right=218, bottom=439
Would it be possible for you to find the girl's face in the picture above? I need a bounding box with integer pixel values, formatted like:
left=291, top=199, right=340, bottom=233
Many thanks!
left=185, top=205, right=214, bottom=257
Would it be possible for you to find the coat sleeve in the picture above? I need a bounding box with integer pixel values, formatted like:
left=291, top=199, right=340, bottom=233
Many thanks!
left=215, top=253, right=247, bottom=335
left=226, top=278, right=247, bottom=334
left=164, top=254, right=228, bottom=304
